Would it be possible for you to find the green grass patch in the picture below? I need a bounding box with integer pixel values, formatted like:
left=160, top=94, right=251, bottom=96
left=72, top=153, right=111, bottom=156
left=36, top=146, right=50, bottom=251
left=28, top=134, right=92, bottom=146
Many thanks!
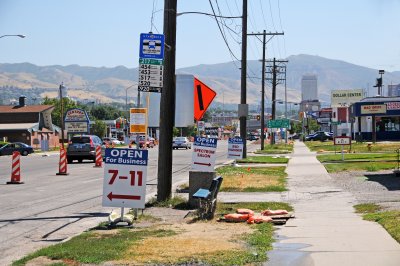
left=217, top=166, right=287, bottom=192
left=317, top=153, right=398, bottom=163
left=254, top=143, right=294, bottom=154
left=306, top=141, right=400, bottom=153
left=323, top=161, right=397, bottom=173
left=13, top=229, right=175, bottom=266
left=146, top=196, right=190, bottom=210
left=354, top=203, right=382, bottom=214
left=354, top=204, right=400, bottom=244
left=238, top=155, right=289, bottom=164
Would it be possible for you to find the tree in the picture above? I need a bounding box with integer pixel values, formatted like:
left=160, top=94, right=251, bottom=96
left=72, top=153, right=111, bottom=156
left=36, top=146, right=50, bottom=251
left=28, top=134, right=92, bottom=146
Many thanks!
left=42, top=97, right=80, bottom=127
left=91, top=119, right=107, bottom=138
left=90, top=105, right=124, bottom=120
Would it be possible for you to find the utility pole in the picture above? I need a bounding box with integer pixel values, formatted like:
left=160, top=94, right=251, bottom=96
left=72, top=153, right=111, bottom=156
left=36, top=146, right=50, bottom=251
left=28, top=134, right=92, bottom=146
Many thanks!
left=59, top=83, right=65, bottom=150
left=248, top=31, right=283, bottom=150
left=239, top=0, right=248, bottom=158
left=157, top=0, right=177, bottom=201
left=265, top=58, right=288, bottom=145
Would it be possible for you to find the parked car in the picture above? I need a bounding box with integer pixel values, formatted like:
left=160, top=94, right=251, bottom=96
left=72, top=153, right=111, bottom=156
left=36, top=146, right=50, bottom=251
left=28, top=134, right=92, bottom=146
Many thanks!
left=67, top=135, right=103, bottom=163
left=305, top=131, right=333, bottom=141
left=0, top=142, right=34, bottom=156
left=172, top=137, right=191, bottom=149
left=103, top=137, right=124, bottom=146
left=138, top=135, right=155, bottom=148
left=288, top=133, right=303, bottom=140
left=247, top=134, right=259, bottom=141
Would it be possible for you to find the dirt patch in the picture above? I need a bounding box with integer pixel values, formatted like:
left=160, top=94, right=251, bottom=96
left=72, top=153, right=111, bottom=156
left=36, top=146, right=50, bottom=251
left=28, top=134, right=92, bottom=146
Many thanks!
left=329, top=170, right=400, bottom=210
left=26, top=256, right=66, bottom=266
left=119, top=221, right=252, bottom=265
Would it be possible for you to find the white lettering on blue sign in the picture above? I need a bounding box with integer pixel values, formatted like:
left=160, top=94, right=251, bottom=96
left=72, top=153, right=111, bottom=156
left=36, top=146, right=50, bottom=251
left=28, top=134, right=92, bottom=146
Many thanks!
left=105, top=148, right=148, bottom=166
left=228, top=137, right=244, bottom=144
left=194, top=137, right=218, bottom=148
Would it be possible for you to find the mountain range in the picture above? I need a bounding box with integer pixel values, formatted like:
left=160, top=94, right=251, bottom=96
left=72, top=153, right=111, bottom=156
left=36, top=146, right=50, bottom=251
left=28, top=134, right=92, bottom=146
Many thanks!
left=1, top=54, right=400, bottom=109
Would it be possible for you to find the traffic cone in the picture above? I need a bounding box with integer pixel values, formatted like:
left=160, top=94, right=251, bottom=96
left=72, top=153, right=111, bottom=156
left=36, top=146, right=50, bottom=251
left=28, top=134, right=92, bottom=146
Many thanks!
left=56, top=148, right=69, bottom=175
left=7, top=151, right=24, bottom=184
left=93, top=145, right=103, bottom=168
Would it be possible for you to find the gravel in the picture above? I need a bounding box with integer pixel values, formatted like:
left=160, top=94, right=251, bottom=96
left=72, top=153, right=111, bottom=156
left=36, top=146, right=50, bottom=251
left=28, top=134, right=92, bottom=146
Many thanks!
left=329, top=170, right=400, bottom=211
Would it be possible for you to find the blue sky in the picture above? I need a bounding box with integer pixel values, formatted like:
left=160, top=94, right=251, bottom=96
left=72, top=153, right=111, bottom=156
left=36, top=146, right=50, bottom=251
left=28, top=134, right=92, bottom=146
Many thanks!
left=1, top=0, right=399, bottom=71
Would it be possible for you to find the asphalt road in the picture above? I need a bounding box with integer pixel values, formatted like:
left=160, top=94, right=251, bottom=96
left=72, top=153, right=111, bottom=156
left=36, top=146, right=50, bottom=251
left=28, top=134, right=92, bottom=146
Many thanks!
left=0, top=140, right=258, bottom=265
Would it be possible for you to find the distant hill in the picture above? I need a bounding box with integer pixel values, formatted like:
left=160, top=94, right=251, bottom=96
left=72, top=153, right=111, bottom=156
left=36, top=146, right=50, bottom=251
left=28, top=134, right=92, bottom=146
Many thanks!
left=1, top=55, right=399, bottom=107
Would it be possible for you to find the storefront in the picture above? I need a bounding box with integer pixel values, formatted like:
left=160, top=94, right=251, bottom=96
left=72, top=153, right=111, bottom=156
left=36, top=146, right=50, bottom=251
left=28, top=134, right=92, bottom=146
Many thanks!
left=350, top=97, right=400, bottom=141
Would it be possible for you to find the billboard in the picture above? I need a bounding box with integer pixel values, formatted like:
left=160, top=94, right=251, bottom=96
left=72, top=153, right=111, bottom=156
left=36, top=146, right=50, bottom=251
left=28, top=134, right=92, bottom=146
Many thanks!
left=331, top=89, right=364, bottom=107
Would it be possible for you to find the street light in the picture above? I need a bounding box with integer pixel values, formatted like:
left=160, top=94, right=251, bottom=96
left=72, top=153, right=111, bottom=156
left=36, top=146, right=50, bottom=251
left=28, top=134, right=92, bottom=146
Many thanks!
left=0, top=34, right=26, bottom=39
left=125, top=84, right=135, bottom=137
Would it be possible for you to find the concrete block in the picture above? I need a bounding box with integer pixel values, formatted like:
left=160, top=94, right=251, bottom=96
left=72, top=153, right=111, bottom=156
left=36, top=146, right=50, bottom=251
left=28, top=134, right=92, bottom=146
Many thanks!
left=189, top=171, right=216, bottom=208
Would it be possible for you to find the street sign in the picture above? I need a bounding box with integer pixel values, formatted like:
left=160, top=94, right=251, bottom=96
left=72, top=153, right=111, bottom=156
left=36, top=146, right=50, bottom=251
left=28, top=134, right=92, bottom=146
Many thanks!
left=267, top=119, right=290, bottom=128
left=102, top=148, right=148, bottom=208
left=331, top=121, right=341, bottom=125
left=130, top=108, right=147, bottom=133
left=192, top=137, right=218, bottom=172
left=138, top=58, right=163, bottom=93
left=139, top=33, right=165, bottom=59
left=194, top=78, right=216, bottom=121
left=197, top=121, right=205, bottom=132
left=228, top=137, right=243, bottom=159
left=64, top=108, right=90, bottom=133
left=334, top=136, right=351, bottom=145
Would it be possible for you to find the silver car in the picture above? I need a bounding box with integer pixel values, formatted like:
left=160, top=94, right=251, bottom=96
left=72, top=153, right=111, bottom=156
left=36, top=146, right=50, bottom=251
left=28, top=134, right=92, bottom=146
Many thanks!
left=172, top=137, right=191, bottom=150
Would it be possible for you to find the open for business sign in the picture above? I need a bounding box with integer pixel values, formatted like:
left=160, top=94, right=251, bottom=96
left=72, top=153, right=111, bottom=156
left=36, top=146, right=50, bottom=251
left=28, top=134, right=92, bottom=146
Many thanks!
left=191, top=137, right=218, bottom=172
left=102, top=148, right=148, bottom=209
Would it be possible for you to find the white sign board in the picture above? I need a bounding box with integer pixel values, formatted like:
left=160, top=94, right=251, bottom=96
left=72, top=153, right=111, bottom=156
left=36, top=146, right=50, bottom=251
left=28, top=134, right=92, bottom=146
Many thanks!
left=130, top=108, right=147, bottom=134
left=197, top=121, right=205, bottom=132
left=138, top=58, right=163, bottom=92
left=334, top=137, right=351, bottom=145
left=228, top=137, right=244, bottom=159
left=65, top=122, right=88, bottom=133
left=102, top=148, right=148, bottom=208
left=191, top=137, right=218, bottom=172
left=331, top=89, right=364, bottom=107
left=360, top=104, right=387, bottom=114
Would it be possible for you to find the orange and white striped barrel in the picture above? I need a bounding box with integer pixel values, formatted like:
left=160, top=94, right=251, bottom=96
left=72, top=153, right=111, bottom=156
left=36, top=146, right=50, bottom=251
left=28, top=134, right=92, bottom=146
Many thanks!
left=56, top=148, right=69, bottom=175
left=7, top=151, right=23, bottom=184
left=94, top=145, right=102, bottom=167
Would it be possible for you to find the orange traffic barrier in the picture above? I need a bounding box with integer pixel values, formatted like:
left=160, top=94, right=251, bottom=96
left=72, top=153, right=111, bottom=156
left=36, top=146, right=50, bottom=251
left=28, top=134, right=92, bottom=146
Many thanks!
left=94, top=145, right=103, bottom=168
left=56, top=148, right=69, bottom=175
left=7, top=151, right=24, bottom=184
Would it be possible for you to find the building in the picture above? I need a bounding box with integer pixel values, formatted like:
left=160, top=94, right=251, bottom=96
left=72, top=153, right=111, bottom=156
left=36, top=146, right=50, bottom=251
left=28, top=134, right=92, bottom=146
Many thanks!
left=300, top=75, right=320, bottom=116
left=301, top=75, right=318, bottom=101
left=350, top=96, right=400, bottom=141
left=388, top=84, right=400, bottom=97
left=0, top=96, right=60, bottom=149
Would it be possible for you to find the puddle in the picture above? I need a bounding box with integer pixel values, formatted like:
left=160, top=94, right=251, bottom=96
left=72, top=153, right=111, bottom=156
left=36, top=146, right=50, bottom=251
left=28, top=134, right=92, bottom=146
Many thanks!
left=266, top=236, right=313, bottom=266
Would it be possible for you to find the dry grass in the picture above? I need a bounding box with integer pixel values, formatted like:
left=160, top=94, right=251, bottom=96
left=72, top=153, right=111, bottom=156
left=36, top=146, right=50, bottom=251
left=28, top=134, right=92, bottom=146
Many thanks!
left=120, top=222, right=252, bottom=265
left=217, top=166, right=287, bottom=192
left=223, top=172, right=281, bottom=189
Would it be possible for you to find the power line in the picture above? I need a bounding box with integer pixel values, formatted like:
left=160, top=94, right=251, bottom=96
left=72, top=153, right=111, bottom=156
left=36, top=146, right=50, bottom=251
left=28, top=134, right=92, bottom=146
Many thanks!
left=277, top=0, right=287, bottom=58
left=208, top=0, right=240, bottom=62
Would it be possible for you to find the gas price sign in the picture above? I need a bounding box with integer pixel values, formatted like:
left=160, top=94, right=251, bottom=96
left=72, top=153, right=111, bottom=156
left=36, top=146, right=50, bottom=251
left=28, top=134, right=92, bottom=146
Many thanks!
left=102, top=148, right=148, bottom=209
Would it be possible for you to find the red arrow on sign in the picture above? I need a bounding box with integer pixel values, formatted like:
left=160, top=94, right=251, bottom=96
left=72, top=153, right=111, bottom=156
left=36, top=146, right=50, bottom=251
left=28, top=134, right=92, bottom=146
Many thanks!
left=107, top=192, right=141, bottom=201
left=193, top=162, right=211, bottom=166
left=194, top=77, right=216, bottom=121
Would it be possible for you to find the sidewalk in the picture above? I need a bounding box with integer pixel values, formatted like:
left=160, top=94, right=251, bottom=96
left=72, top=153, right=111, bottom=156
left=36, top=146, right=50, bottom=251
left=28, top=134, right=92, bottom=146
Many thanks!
left=265, top=141, right=400, bottom=266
